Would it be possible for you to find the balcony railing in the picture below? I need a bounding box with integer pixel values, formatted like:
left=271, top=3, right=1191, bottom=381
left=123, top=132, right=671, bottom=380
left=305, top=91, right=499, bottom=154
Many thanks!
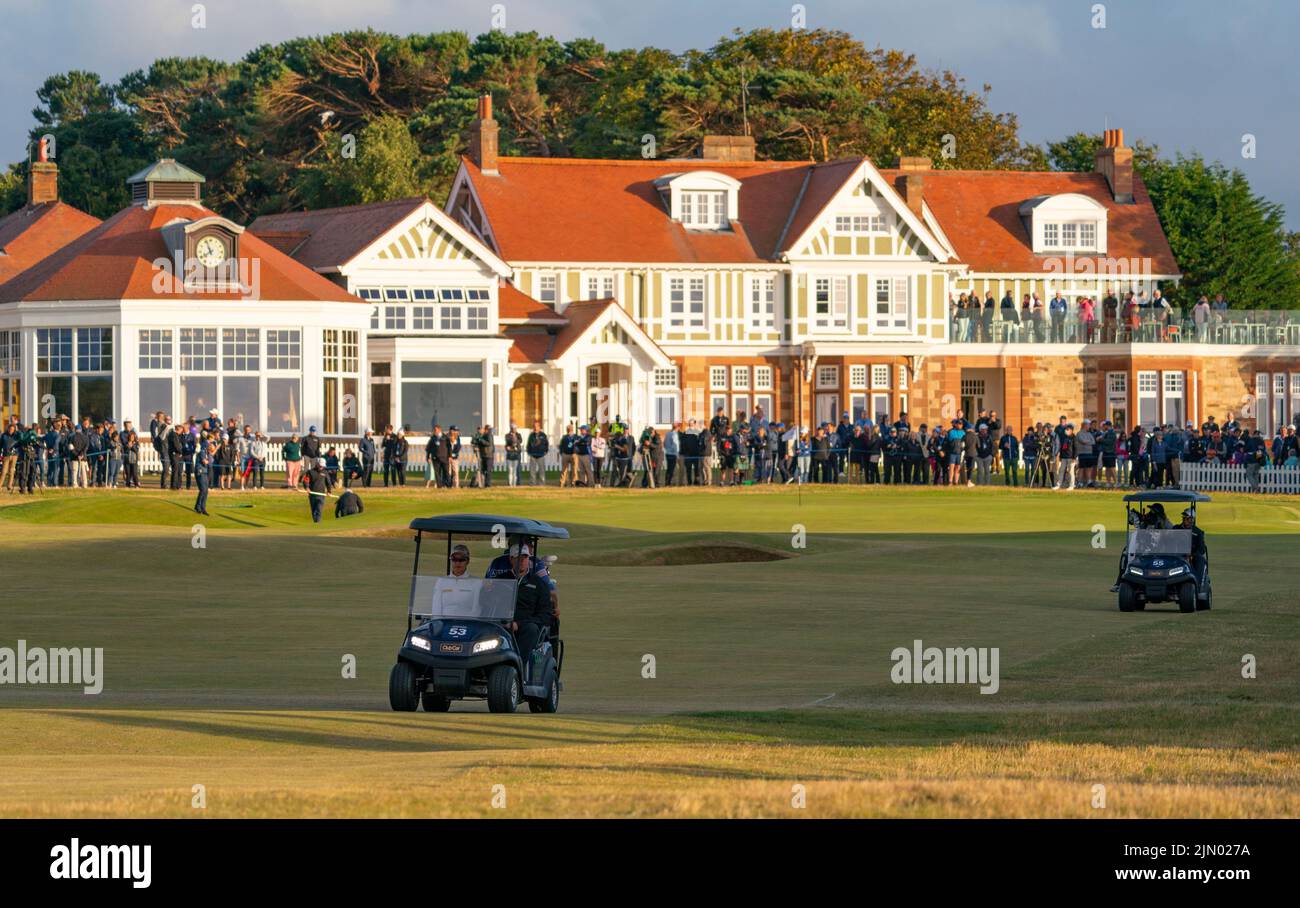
left=949, top=308, right=1300, bottom=345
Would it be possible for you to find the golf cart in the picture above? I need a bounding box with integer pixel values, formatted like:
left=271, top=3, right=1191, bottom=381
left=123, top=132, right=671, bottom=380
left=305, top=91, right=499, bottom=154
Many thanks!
left=389, top=513, right=569, bottom=713
left=1117, top=490, right=1212, bottom=614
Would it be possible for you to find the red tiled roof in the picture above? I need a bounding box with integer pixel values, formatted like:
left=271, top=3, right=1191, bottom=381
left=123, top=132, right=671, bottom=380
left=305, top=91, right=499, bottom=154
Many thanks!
left=0, top=203, right=362, bottom=303
left=464, top=155, right=1178, bottom=275
left=505, top=329, right=555, bottom=364
left=549, top=298, right=619, bottom=359
left=463, top=156, right=810, bottom=263
left=901, top=169, right=1180, bottom=275
left=249, top=197, right=427, bottom=270
left=499, top=282, right=566, bottom=322
left=0, top=202, right=101, bottom=286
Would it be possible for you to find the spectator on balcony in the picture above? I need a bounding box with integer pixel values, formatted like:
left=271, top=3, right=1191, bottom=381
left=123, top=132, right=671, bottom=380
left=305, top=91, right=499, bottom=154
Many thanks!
left=1152, top=290, right=1173, bottom=341
left=1192, top=296, right=1211, bottom=341
left=1078, top=295, right=1096, bottom=343
left=1049, top=291, right=1069, bottom=342
left=1123, top=291, right=1141, bottom=341
left=1030, top=293, right=1046, bottom=343
left=1001, top=290, right=1020, bottom=341
left=980, top=291, right=996, bottom=342
left=1212, top=292, right=1229, bottom=312
left=1102, top=287, right=1119, bottom=343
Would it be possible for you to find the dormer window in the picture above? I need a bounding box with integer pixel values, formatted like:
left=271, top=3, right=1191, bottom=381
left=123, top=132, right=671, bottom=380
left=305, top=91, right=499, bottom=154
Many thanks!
left=1020, top=193, right=1107, bottom=254
left=654, top=171, right=741, bottom=231
left=681, top=191, right=726, bottom=229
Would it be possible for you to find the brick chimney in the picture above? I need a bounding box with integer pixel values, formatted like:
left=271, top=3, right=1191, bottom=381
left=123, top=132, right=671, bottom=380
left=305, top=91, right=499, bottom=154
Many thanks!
left=1094, top=128, right=1133, bottom=204
left=468, top=93, right=499, bottom=175
left=28, top=136, right=58, bottom=206
left=701, top=135, right=756, bottom=162
left=896, top=156, right=930, bottom=217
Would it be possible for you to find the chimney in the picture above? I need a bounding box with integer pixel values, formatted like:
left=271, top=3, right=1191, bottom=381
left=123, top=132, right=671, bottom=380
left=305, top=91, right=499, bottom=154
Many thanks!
left=1094, top=128, right=1133, bottom=203
left=895, top=157, right=929, bottom=217
left=27, top=136, right=58, bottom=206
left=468, top=93, right=499, bottom=175
left=701, top=135, right=756, bottom=162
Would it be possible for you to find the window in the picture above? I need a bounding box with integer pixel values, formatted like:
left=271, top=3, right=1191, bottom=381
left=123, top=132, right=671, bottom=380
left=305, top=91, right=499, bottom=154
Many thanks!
left=814, top=277, right=849, bottom=330
left=266, top=329, right=301, bottom=370
left=585, top=274, right=615, bottom=301
left=358, top=288, right=382, bottom=301
left=537, top=274, right=558, bottom=304
left=710, top=366, right=728, bottom=390
left=731, top=366, right=751, bottom=391
left=0, top=330, right=18, bottom=374
left=1044, top=221, right=1098, bottom=251
left=138, top=329, right=173, bottom=370
left=871, top=365, right=890, bottom=389
left=816, top=365, right=839, bottom=390
left=1137, top=370, right=1159, bottom=427
left=874, top=277, right=910, bottom=331
left=754, top=366, right=773, bottom=391
left=467, top=307, right=489, bottom=331
left=680, top=191, right=726, bottom=229
left=1043, top=223, right=1059, bottom=248
left=1163, top=372, right=1184, bottom=395
left=36, top=328, right=73, bottom=372
left=1107, top=372, right=1127, bottom=394
left=384, top=306, right=407, bottom=330
left=835, top=214, right=887, bottom=233
left=179, top=328, right=218, bottom=372
left=1079, top=222, right=1097, bottom=249
left=960, top=379, right=986, bottom=397
left=654, top=393, right=678, bottom=425
left=1061, top=223, right=1077, bottom=248
left=1162, top=371, right=1185, bottom=426
left=466, top=288, right=489, bottom=303
left=222, top=328, right=259, bottom=372
left=849, top=365, right=867, bottom=389
left=441, top=307, right=463, bottom=331
left=76, top=328, right=112, bottom=372
left=749, top=275, right=775, bottom=331
left=439, top=288, right=465, bottom=304
left=668, top=276, right=707, bottom=329
left=898, top=364, right=909, bottom=392
left=654, top=367, right=679, bottom=388
left=413, top=306, right=437, bottom=330
left=384, top=288, right=409, bottom=302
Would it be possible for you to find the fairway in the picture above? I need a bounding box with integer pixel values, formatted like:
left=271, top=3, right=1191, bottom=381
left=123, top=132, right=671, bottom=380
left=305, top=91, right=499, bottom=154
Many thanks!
left=1, top=484, right=1297, bottom=818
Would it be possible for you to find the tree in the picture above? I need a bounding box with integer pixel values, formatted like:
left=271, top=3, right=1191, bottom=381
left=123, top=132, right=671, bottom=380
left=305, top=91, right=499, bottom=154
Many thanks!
left=1141, top=155, right=1300, bottom=309
left=1041, top=131, right=1160, bottom=173
left=32, top=71, right=116, bottom=127
left=294, top=114, right=430, bottom=208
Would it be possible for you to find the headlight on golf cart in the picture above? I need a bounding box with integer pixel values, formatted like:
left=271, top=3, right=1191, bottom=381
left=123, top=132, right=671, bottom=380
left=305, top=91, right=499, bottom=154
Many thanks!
left=472, top=637, right=502, bottom=654
left=1167, top=565, right=1186, bottom=576
left=1127, top=566, right=1144, bottom=576
left=409, top=635, right=432, bottom=651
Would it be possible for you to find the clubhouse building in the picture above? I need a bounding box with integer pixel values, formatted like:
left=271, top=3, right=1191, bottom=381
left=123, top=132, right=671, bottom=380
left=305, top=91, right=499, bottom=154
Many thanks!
left=2, top=103, right=1299, bottom=439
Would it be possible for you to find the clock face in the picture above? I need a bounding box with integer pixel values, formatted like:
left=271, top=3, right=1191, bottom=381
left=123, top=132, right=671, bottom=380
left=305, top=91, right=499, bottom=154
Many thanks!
left=194, top=235, right=227, bottom=268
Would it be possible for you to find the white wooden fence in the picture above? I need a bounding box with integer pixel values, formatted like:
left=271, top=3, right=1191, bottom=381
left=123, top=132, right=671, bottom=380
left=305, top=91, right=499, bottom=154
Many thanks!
left=137, top=439, right=566, bottom=477
left=1180, top=463, right=1300, bottom=494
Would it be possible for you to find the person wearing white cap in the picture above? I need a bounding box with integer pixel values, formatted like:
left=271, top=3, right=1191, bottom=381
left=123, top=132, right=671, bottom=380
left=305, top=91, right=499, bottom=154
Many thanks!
left=507, top=544, right=552, bottom=680
left=448, top=544, right=471, bottom=577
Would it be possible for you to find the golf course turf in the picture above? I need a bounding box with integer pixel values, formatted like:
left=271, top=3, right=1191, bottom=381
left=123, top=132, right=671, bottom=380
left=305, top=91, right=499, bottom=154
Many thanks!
left=1, top=484, right=1297, bottom=817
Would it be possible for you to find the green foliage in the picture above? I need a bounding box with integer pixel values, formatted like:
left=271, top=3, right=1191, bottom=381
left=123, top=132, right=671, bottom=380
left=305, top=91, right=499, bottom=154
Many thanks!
left=3, top=27, right=1037, bottom=220
left=295, top=115, right=431, bottom=208
left=1142, top=155, right=1300, bottom=309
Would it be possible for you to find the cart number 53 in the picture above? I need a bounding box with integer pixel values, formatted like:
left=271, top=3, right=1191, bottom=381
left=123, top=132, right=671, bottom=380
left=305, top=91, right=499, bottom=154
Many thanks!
left=448, top=626, right=468, bottom=637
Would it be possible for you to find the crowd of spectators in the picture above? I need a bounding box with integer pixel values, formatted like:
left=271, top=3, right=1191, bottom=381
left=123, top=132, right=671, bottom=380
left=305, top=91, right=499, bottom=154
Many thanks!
left=951, top=288, right=1245, bottom=344
left=4, top=404, right=1298, bottom=496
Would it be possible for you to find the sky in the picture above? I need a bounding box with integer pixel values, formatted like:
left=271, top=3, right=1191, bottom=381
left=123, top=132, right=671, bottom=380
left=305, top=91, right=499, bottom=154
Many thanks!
left=1, top=0, right=1296, bottom=225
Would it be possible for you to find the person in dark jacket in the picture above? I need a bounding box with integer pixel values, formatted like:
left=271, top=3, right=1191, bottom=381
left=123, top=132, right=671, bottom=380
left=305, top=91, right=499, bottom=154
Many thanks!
left=342, top=450, right=363, bottom=487
left=525, top=422, right=549, bottom=486
left=334, top=487, right=364, bottom=518
left=194, top=441, right=214, bottom=516
left=392, top=431, right=409, bottom=486
left=999, top=427, right=1020, bottom=486
left=358, top=430, right=376, bottom=487
left=167, top=423, right=186, bottom=490
left=810, top=427, right=833, bottom=483
left=301, top=427, right=323, bottom=471
left=472, top=425, right=494, bottom=488
left=301, top=461, right=330, bottom=523
left=507, top=544, right=555, bottom=682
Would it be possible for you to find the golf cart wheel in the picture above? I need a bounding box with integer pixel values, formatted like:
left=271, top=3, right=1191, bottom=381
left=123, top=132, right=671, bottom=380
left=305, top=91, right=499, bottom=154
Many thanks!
left=529, top=676, right=560, bottom=714
left=422, top=691, right=452, bottom=712
left=487, top=664, right=520, bottom=713
left=388, top=662, right=419, bottom=712
left=1177, top=583, right=1196, bottom=614
left=1197, top=585, right=1212, bottom=611
left=1118, top=583, right=1137, bottom=613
